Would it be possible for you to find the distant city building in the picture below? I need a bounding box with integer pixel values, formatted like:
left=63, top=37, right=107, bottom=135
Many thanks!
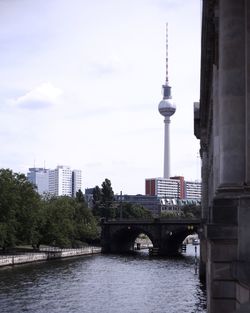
left=115, top=194, right=201, bottom=217
left=49, top=165, right=72, bottom=197
left=145, top=177, right=182, bottom=198
left=145, top=176, right=201, bottom=200
left=84, top=186, right=200, bottom=217
left=72, top=169, right=82, bottom=197
left=114, top=194, right=160, bottom=216
left=160, top=198, right=201, bottom=212
left=184, top=180, right=202, bottom=200
left=27, top=165, right=82, bottom=197
left=27, top=168, right=49, bottom=194
left=85, top=188, right=95, bottom=207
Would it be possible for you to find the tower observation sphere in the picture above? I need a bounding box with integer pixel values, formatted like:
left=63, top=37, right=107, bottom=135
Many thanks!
left=158, top=97, right=176, bottom=117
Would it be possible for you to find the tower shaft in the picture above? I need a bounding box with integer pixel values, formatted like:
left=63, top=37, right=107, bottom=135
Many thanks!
left=164, top=117, right=170, bottom=179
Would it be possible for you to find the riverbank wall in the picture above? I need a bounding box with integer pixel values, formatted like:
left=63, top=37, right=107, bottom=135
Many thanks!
left=0, top=247, right=101, bottom=267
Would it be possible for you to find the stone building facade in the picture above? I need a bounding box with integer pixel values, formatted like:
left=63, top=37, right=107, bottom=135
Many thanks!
left=195, top=0, right=250, bottom=312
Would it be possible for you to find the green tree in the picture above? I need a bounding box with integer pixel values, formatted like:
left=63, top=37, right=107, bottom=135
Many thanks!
left=0, top=169, right=42, bottom=249
left=92, top=185, right=102, bottom=217
left=0, top=169, right=18, bottom=248
left=182, top=204, right=201, bottom=218
left=75, top=189, right=85, bottom=204
left=118, top=203, right=152, bottom=219
left=41, top=196, right=76, bottom=248
left=41, top=196, right=98, bottom=248
left=73, top=201, right=98, bottom=245
left=0, top=168, right=100, bottom=250
left=92, top=179, right=115, bottom=219
left=15, top=173, right=43, bottom=248
left=101, top=178, right=115, bottom=219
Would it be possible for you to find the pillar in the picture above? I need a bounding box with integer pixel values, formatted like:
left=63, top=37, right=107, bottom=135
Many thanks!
left=218, top=0, right=247, bottom=189
left=207, top=0, right=250, bottom=312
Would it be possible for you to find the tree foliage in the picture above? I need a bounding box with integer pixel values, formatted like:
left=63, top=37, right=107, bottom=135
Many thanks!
left=41, top=196, right=75, bottom=248
left=0, top=169, right=99, bottom=249
left=101, top=178, right=115, bottom=219
left=91, top=179, right=153, bottom=220
left=92, top=179, right=115, bottom=219
left=0, top=169, right=42, bottom=249
left=118, top=203, right=152, bottom=219
left=41, top=196, right=99, bottom=248
left=182, top=204, right=201, bottom=218
left=92, top=185, right=102, bottom=217
left=75, top=189, right=85, bottom=204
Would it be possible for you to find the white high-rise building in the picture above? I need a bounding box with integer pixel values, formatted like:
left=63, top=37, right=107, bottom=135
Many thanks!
left=28, top=165, right=82, bottom=197
left=145, top=176, right=201, bottom=200
left=49, top=165, right=72, bottom=196
left=184, top=180, right=202, bottom=200
left=145, top=177, right=181, bottom=198
left=27, top=168, right=49, bottom=194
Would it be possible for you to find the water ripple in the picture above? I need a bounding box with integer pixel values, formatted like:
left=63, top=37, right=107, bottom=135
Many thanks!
left=0, top=245, right=206, bottom=313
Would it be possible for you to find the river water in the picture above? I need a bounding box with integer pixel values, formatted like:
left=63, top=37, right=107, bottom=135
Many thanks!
left=0, top=245, right=206, bottom=313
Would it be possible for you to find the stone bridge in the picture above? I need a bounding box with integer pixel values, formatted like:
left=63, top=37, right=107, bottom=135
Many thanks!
left=101, top=218, right=200, bottom=256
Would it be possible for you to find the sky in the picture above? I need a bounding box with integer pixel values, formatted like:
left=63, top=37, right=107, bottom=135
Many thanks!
left=0, top=0, right=201, bottom=195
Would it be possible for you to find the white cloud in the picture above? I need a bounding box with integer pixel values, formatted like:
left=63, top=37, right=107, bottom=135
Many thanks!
left=11, top=82, right=62, bottom=110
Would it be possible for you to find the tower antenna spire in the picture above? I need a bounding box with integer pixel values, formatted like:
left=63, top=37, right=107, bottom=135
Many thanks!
left=165, top=22, right=169, bottom=84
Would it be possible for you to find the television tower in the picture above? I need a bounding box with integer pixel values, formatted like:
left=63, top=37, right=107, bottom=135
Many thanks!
left=158, top=23, right=176, bottom=179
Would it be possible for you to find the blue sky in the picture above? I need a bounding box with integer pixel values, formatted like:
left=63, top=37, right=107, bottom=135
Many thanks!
left=0, top=0, right=201, bottom=194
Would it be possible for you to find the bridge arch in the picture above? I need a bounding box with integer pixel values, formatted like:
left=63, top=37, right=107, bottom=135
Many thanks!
left=108, top=226, right=155, bottom=254
left=160, top=227, right=198, bottom=255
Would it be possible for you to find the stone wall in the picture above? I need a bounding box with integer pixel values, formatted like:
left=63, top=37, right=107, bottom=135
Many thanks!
left=0, top=247, right=101, bottom=267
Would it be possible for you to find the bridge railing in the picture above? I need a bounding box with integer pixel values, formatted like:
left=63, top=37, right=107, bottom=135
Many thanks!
left=39, top=246, right=101, bottom=253
left=102, top=217, right=201, bottom=223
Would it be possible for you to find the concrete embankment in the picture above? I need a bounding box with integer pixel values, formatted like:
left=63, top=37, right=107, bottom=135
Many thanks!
left=0, top=247, right=101, bottom=267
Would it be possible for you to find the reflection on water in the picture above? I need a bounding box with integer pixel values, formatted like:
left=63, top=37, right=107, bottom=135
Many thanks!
left=0, top=244, right=206, bottom=313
